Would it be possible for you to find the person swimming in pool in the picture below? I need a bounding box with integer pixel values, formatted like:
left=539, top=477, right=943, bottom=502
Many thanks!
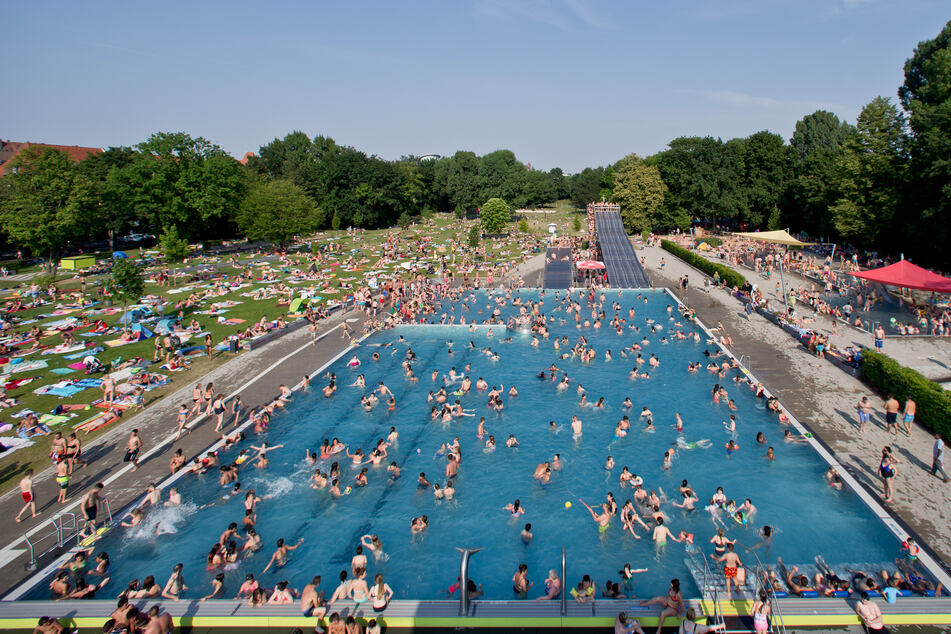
left=579, top=499, right=611, bottom=533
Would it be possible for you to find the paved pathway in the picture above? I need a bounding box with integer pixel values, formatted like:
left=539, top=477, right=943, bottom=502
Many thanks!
left=644, top=244, right=951, bottom=575
left=691, top=249, right=951, bottom=382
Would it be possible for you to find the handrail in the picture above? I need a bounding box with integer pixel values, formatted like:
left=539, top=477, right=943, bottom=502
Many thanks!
left=695, top=546, right=726, bottom=630
left=745, top=548, right=786, bottom=634
left=456, top=547, right=481, bottom=616
left=560, top=547, right=567, bottom=617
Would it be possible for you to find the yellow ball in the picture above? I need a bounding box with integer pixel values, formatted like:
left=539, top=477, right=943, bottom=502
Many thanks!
left=564, top=501, right=572, bottom=509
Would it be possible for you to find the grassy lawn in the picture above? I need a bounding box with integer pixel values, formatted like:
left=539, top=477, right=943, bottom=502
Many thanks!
left=0, top=208, right=561, bottom=492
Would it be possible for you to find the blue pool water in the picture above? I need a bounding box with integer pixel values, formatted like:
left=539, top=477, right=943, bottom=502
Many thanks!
left=25, top=289, right=903, bottom=601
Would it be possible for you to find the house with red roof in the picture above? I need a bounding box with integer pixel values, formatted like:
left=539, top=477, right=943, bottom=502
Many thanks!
left=0, top=139, right=103, bottom=175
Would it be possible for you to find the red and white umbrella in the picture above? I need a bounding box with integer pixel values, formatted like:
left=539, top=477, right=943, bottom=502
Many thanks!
left=576, top=260, right=606, bottom=270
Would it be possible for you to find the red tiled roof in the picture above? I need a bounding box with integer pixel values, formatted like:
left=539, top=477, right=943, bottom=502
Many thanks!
left=239, top=151, right=255, bottom=165
left=0, top=140, right=103, bottom=175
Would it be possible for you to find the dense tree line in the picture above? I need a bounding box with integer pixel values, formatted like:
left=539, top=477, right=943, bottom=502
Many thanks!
left=613, top=20, right=951, bottom=270
left=3, top=20, right=951, bottom=267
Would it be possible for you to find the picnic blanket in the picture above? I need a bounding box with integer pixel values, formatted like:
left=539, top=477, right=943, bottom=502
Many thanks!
left=41, top=343, right=88, bottom=356
left=65, top=346, right=103, bottom=360
left=9, top=360, right=47, bottom=374
left=104, top=338, right=135, bottom=348
left=0, top=436, right=34, bottom=459
left=3, top=377, right=36, bottom=390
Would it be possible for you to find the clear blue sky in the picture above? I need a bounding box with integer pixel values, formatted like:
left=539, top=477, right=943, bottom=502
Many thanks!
left=2, top=1, right=947, bottom=172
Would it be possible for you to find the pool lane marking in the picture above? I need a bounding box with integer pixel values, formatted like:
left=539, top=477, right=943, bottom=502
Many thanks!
left=1, top=322, right=351, bottom=597
left=662, top=286, right=951, bottom=591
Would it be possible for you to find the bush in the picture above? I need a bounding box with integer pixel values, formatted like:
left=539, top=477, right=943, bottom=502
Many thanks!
left=660, top=240, right=746, bottom=288
left=572, top=215, right=582, bottom=232
left=397, top=212, right=412, bottom=229
left=860, top=351, right=951, bottom=440
left=481, top=198, right=511, bottom=234
left=518, top=218, right=530, bottom=233
left=468, top=224, right=480, bottom=247
left=331, top=211, right=341, bottom=231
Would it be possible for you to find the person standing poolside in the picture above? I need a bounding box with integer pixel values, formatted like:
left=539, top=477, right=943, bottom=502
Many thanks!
left=55, top=459, right=69, bottom=504
left=879, top=446, right=901, bottom=503
left=751, top=588, right=771, bottom=633
left=856, top=591, right=889, bottom=633
left=124, top=429, right=142, bottom=471
left=901, top=397, right=916, bottom=436
left=856, top=396, right=873, bottom=433
left=883, top=396, right=900, bottom=438
left=15, top=469, right=36, bottom=522
left=874, top=325, right=885, bottom=350
left=932, top=432, right=949, bottom=483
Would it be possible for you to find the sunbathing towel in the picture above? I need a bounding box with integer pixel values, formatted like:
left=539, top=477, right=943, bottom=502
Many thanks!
left=38, top=414, right=70, bottom=426
left=3, top=377, right=36, bottom=390
left=104, top=338, right=135, bottom=348
left=51, top=367, right=76, bottom=375
left=64, top=346, right=104, bottom=360
left=0, top=436, right=35, bottom=459
left=10, top=360, right=47, bottom=374
left=223, top=318, right=246, bottom=325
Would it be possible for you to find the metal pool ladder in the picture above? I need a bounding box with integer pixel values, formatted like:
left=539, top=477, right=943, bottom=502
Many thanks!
left=699, top=546, right=727, bottom=631
left=23, top=499, right=113, bottom=571
left=747, top=548, right=787, bottom=634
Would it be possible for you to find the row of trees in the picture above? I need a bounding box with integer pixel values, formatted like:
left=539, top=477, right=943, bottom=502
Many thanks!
left=0, top=132, right=599, bottom=268
left=610, top=21, right=951, bottom=268
left=3, top=21, right=951, bottom=267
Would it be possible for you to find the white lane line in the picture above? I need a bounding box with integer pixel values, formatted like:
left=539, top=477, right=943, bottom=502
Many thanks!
left=0, top=324, right=343, bottom=576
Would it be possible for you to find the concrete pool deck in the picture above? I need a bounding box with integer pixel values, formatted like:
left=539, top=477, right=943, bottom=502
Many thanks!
left=644, top=244, right=951, bottom=575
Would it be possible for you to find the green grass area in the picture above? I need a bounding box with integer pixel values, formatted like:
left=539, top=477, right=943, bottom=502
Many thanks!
left=0, top=209, right=558, bottom=492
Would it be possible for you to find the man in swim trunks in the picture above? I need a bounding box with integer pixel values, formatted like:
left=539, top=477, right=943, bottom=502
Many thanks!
left=55, top=459, right=69, bottom=503
left=856, top=396, right=873, bottom=434
left=81, top=483, right=105, bottom=531
left=15, top=469, right=35, bottom=522
left=712, top=543, right=743, bottom=599
left=883, top=396, right=900, bottom=438
left=901, top=397, right=915, bottom=436
left=124, top=429, right=142, bottom=471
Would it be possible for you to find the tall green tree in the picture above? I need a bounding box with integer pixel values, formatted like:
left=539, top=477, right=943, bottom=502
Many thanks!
left=0, top=147, right=81, bottom=272
left=831, top=97, right=909, bottom=249
left=653, top=136, right=746, bottom=228
left=109, top=257, right=144, bottom=326
left=446, top=151, right=481, bottom=212
left=480, top=197, right=511, bottom=234
left=899, top=20, right=951, bottom=266
left=126, top=132, right=246, bottom=237
left=71, top=147, right=136, bottom=251
left=786, top=111, right=854, bottom=239
left=569, top=167, right=604, bottom=208
left=612, top=154, right=667, bottom=233
left=741, top=131, right=787, bottom=228
left=238, top=180, right=319, bottom=248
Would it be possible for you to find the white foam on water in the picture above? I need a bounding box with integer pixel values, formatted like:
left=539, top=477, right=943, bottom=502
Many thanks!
left=129, top=502, right=199, bottom=540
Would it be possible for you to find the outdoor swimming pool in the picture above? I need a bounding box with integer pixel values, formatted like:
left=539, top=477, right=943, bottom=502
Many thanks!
left=22, top=289, right=906, bottom=601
